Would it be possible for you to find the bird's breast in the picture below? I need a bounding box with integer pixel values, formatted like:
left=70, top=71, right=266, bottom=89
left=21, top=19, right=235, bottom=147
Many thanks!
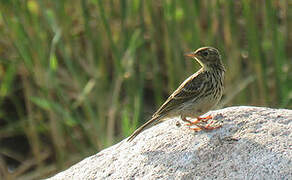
left=179, top=71, right=224, bottom=118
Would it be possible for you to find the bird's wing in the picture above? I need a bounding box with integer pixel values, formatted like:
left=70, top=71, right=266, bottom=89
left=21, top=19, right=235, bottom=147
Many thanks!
left=153, top=69, right=208, bottom=117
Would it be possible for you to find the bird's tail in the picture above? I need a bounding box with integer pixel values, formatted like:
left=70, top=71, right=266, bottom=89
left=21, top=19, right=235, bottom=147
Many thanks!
left=127, top=115, right=164, bottom=142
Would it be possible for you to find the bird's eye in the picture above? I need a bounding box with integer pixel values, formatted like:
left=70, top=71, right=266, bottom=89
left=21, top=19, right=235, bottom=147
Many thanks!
left=202, top=51, right=209, bottom=57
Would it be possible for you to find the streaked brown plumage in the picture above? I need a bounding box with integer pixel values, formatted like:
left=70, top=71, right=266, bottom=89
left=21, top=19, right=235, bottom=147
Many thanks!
left=127, top=47, right=225, bottom=142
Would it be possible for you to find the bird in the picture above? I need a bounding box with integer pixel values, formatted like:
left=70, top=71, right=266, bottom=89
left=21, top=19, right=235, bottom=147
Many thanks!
left=127, top=47, right=225, bottom=142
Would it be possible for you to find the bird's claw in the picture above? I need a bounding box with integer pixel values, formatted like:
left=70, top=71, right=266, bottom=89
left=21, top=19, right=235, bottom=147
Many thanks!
left=184, top=115, right=212, bottom=125
left=197, top=115, right=213, bottom=122
left=189, top=120, right=222, bottom=131
left=185, top=119, right=201, bottom=126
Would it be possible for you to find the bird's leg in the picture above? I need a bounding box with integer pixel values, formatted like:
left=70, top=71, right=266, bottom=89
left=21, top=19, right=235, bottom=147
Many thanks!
left=197, top=115, right=213, bottom=122
left=181, top=115, right=201, bottom=126
left=181, top=115, right=193, bottom=124
left=182, top=115, right=213, bottom=126
left=189, top=120, right=222, bottom=131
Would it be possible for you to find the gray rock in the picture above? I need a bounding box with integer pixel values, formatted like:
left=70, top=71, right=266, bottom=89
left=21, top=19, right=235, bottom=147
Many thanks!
left=48, top=106, right=292, bottom=180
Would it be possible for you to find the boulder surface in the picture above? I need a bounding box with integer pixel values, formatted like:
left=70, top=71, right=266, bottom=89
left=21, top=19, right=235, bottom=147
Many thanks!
left=49, top=106, right=292, bottom=179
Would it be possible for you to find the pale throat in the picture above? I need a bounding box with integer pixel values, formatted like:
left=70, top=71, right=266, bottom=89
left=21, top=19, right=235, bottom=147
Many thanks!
left=195, top=58, right=223, bottom=72
left=195, top=58, right=205, bottom=68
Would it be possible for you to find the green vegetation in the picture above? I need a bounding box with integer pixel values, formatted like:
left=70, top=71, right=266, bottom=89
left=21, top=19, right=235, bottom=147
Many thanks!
left=0, top=0, right=291, bottom=179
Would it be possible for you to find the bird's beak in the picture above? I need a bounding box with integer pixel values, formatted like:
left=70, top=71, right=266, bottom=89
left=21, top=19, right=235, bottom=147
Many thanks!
left=184, top=52, right=197, bottom=58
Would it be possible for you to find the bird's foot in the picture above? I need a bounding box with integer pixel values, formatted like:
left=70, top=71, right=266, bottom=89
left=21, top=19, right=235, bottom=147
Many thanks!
left=189, top=121, right=222, bottom=131
left=197, top=115, right=213, bottom=122
left=185, top=119, right=201, bottom=126
left=184, top=115, right=213, bottom=126
left=182, top=116, right=195, bottom=124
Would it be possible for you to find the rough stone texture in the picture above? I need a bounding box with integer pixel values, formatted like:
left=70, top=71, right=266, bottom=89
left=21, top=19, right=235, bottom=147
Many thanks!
left=49, top=106, right=292, bottom=180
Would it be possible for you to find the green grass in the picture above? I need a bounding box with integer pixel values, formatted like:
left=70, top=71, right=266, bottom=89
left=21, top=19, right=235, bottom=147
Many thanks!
left=0, top=0, right=291, bottom=179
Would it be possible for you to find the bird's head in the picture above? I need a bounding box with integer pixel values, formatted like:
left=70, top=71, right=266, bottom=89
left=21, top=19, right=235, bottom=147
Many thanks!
left=184, top=47, right=223, bottom=70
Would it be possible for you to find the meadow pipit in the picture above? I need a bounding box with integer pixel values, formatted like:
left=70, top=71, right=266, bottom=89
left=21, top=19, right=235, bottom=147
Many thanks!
left=127, top=47, right=225, bottom=142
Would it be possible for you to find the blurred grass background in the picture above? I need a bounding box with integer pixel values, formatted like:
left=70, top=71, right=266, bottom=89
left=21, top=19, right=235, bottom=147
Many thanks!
left=0, top=0, right=291, bottom=179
